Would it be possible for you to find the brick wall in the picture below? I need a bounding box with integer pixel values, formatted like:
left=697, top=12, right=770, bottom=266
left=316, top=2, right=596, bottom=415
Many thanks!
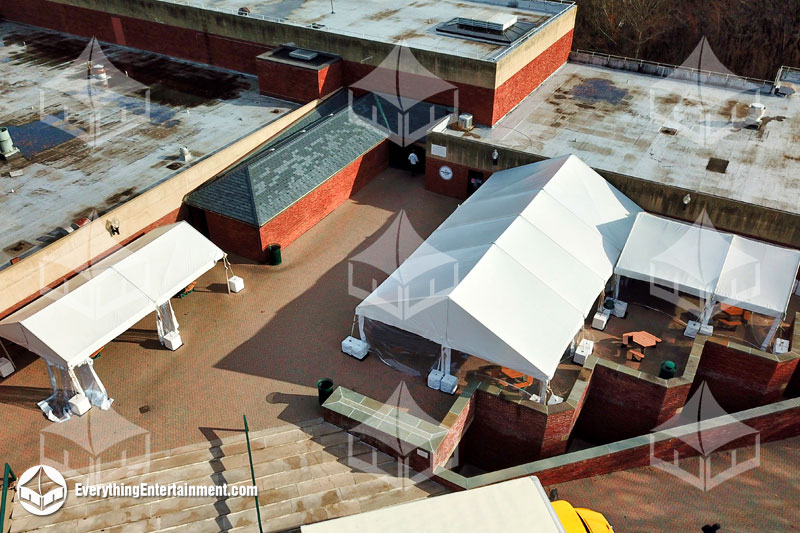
left=533, top=399, right=800, bottom=487
left=2, top=1, right=570, bottom=126
left=204, top=211, right=264, bottom=263
left=433, top=395, right=475, bottom=468
left=491, top=29, right=574, bottom=124
left=572, top=365, right=691, bottom=444
left=199, top=141, right=388, bottom=262
left=424, top=160, right=494, bottom=200
left=459, top=390, right=552, bottom=471
left=258, top=140, right=389, bottom=251
left=1, top=0, right=269, bottom=74
left=323, top=406, right=431, bottom=474
left=691, top=340, right=800, bottom=413
left=257, top=58, right=342, bottom=103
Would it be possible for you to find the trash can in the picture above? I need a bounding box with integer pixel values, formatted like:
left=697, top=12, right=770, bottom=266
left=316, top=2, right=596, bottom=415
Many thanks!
left=266, top=243, right=282, bottom=266
left=316, top=378, right=334, bottom=405
left=659, top=360, right=676, bottom=379
left=603, top=297, right=615, bottom=310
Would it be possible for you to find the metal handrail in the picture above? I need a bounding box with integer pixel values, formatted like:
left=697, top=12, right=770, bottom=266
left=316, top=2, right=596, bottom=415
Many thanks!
left=571, top=49, right=774, bottom=87
left=242, top=415, right=263, bottom=533
left=1, top=463, right=17, bottom=533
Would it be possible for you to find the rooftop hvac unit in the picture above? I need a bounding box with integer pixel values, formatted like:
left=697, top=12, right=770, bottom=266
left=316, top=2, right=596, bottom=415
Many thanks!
left=456, top=12, right=518, bottom=32
left=744, top=102, right=766, bottom=128
left=458, top=113, right=474, bottom=131
left=289, top=49, right=319, bottom=61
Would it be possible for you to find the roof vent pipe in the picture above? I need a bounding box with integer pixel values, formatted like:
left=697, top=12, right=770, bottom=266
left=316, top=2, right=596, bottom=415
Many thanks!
left=0, top=127, right=19, bottom=159
left=179, top=146, right=192, bottom=163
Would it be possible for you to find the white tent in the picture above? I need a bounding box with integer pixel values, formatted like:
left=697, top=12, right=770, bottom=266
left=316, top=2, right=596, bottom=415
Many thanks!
left=355, top=155, right=642, bottom=383
left=614, top=213, right=733, bottom=299
left=715, top=236, right=800, bottom=317
left=301, top=476, right=565, bottom=533
left=0, top=222, right=225, bottom=369
left=614, top=212, right=800, bottom=348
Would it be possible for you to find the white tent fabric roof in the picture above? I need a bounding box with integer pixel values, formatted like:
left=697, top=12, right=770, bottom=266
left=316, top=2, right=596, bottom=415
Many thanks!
left=0, top=222, right=224, bottom=368
left=715, top=236, right=800, bottom=317
left=615, top=213, right=800, bottom=317
left=356, top=155, right=642, bottom=381
left=615, top=213, right=733, bottom=299
left=301, top=476, right=563, bottom=533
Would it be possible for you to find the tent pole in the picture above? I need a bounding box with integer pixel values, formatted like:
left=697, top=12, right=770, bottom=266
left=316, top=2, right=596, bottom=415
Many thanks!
left=358, top=315, right=366, bottom=342
left=700, top=300, right=715, bottom=326
left=440, top=345, right=451, bottom=376
left=761, top=316, right=782, bottom=351
left=0, top=339, right=14, bottom=371
left=538, top=379, right=547, bottom=404
left=613, top=275, right=620, bottom=301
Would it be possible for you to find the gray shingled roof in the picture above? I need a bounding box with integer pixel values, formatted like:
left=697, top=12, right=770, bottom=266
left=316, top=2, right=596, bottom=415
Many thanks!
left=186, top=99, right=386, bottom=227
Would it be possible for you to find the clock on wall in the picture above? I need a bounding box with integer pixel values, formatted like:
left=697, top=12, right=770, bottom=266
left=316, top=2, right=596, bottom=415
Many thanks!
left=439, top=165, right=453, bottom=180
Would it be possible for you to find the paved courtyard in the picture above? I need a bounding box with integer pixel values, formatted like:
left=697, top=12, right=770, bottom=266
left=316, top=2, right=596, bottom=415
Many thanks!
left=549, top=436, right=800, bottom=532
left=0, top=168, right=460, bottom=473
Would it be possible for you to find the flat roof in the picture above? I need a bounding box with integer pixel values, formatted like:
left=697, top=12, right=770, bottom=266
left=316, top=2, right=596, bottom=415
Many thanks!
left=171, top=0, right=570, bottom=59
left=0, top=22, right=297, bottom=267
left=443, top=61, right=800, bottom=215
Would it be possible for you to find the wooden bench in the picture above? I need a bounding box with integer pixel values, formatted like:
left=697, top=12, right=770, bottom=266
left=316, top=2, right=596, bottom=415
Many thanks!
left=627, top=349, right=645, bottom=362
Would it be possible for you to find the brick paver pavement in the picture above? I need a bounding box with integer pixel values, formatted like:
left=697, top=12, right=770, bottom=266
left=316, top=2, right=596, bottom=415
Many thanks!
left=0, top=168, right=459, bottom=473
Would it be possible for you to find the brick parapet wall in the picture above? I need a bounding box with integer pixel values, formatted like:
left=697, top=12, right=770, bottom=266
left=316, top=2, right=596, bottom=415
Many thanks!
left=434, top=396, right=800, bottom=490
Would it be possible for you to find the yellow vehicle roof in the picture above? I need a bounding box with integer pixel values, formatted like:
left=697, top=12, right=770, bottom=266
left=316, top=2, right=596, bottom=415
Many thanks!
left=551, top=500, right=614, bottom=533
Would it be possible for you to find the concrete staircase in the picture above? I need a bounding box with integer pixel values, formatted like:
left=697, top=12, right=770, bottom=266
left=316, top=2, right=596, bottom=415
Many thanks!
left=9, top=418, right=446, bottom=532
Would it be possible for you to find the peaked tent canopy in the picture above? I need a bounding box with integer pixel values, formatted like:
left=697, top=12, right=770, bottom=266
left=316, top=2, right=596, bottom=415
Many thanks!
left=356, top=155, right=642, bottom=381
left=714, top=236, right=800, bottom=317
left=0, top=222, right=225, bottom=369
left=614, top=213, right=733, bottom=299
left=615, top=213, right=800, bottom=317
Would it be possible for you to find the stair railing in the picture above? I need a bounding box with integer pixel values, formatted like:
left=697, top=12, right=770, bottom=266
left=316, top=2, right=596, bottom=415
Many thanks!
left=1, top=463, right=16, bottom=533
left=243, top=415, right=263, bottom=533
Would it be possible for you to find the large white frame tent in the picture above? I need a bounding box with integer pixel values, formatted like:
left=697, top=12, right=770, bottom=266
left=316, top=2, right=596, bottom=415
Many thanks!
left=614, top=212, right=800, bottom=348
left=0, top=222, right=226, bottom=422
left=355, top=155, right=642, bottom=399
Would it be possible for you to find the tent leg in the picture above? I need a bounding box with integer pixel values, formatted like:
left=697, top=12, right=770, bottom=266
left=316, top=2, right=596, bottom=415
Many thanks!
left=440, top=345, right=451, bottom=375
left=538, top=380, right=547, bottom=404
left=761, top=316, right=782, bottom=351
left=156, top=301, right=183, bottom=350
left=358, top=315, right=366, bottom=342
left=76, top=359, right=113, bottom=410
left=699, top=300, right=715, bottom=326
left=0, top=339, right=15, bottom=371
left=613, top=276, right=620, bottom=301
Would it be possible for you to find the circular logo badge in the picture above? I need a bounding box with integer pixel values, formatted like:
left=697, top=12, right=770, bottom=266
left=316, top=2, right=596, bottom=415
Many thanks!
left=439, top=166, right=453, bottom=181
left=17, top=465, right=68, bottom=516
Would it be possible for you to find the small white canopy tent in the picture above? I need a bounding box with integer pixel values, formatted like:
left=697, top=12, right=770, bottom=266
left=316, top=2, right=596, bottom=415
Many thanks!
left=614, top=212, right=800, bottom=348
left=355, top=155, right=642, bottom=395
left=615, top=213, right=733, bottom=300
left=0, top=222, right=226, bottom=421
